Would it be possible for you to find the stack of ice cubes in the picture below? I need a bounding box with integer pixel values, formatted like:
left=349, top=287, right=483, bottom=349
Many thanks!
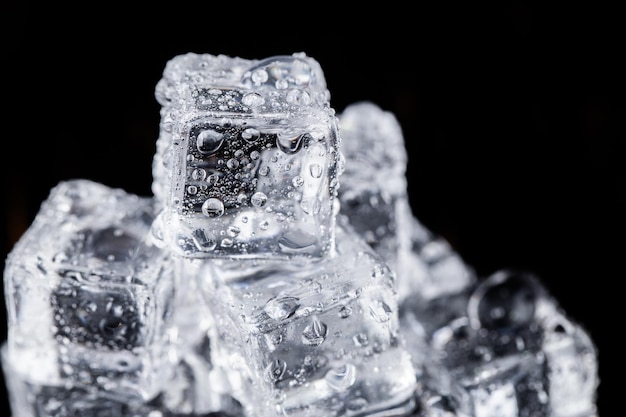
left=2, top=52, right=599, bottom=417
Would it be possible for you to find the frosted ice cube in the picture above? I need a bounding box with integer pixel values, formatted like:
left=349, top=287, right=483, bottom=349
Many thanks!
left=337, top=102, right=475, bottom=303
left=196, top=222, right=417, bottom=417
left=2, top=180, right=175, bottom=400
left=151, top=52, right=341, bottom=260
left=401, top=269, right=599, bottom=417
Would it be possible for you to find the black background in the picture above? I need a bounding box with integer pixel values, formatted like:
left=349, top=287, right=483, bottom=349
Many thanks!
left=1, top=2, right=621, bottom=415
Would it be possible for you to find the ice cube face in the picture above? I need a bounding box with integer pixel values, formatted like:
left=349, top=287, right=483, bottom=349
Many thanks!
left=400, top=269, right=599, bottom=417
left=151, top=52, right=341, bottom=260
left=3, top=180, right=175, bottom=400
left=197, top=224, right=417, bottom=417
left=337, top=102, right=475, bottom=303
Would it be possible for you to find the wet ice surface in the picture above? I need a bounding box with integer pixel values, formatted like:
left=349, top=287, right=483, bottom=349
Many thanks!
left=2, top=53, right=598, bottom=417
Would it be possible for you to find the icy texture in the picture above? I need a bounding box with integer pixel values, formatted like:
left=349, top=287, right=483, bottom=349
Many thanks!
left=400, top=269, right=599, bottom=417
left=151, top=52, right=341, bottom=260
left=337, top=102, right=475, bottom=303
left=2, top=52, right=599, bottom=417
left=1, top=180, right=241, bottom=416
left=197, top=222, right=417, bottom=417
left=2, top=180, right=174, bottom=400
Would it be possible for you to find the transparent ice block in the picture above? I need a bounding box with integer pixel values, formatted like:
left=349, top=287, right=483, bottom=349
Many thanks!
left=337, top=102, right=475, bottom=303
left=151, top=52, right=341, bottom=260
left=196, top=222, right=417, bottom=417
left=2, top=179, right=176, bottom=400
left=400, top=269, right=599, bottom=417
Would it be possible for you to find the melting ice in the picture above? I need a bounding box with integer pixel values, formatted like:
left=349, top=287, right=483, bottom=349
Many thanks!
left=1, top=52, right=598, bottom=417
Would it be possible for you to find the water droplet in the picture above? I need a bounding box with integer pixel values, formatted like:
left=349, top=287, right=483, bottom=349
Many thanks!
left=242, top=93, right=265, bottom=107
left=276, top=132, right=309, bottom=154
left=251, top=192, right=268, bottom=207
left=369, top=300, right=392, bottom=323
left=309, top=163, right=323, bottom=178
left=468, top=269, right=538, bottom=331
left=264, top=296, right=300, bottom=320
left=192, top=228, right=217, bottom=252
left=259, top=166, right=270, bottom=176
left=353, top=333, right=369, bottom=347
left=226, top=158, right=239, bottom=169
left=228, top=225, right=241, bottom=237
left=201, top=198, right=225, bottom=218
left=187, top=185, right=198, bottom=195
left=251, top=69, right=269, bottom=84
left=250, top=150, right=260, bottom=160
left=325, top=363, right=356, bottom=391
left=302, top=316, right=328, bottom=346
left=265, top=359, right=287, bottom=382
left=196, top=129, right=224, bottom=154
left=191, top=168, right=207, bottom=181
left=241, top=128, right=261, bottom=143
left=338, top=305, right=352, bottom=318
left=292, top=176, right=304, bottom=188
left=286, top=89, right=311, bottom=105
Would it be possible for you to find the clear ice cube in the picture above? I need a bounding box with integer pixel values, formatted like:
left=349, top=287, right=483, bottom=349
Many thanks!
left=1, top=344, right=240, bottom=417
left=151, top=52, right=341, bottom=260
left=1, top=50, right=601, bottom=417
left=2, top=180, right=175, bottom=400
left=337, top=101, right=475, bottom=303
left=195, top=222, right=417, bottom=417
left=400, top=269, right=599, bottom=417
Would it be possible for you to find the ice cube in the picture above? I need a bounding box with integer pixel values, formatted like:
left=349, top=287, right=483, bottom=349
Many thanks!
left=151, top=52, right=341, bottom=260
left=2, top=180, right=175, bottom=400
left=400, top=269, right=599, bottom=417
left=1, top=344, right=241, bottom=417
left=337, top=102, right=475, bottom=303
left=195, top=222, right=417, bottom=417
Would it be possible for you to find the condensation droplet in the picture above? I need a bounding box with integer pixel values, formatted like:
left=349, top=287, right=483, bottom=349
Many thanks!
left=201, top=198, right=225, bottom=218
left=265, top=359, right=287, bottom=382
left=241, top=127, right=261, bottom=143
left=309, top=163, right=323, bottom=178
left=187, top=185, right=198, bottom=195
left=353, top=333, right=369, bottom=347
left=264, top=296, right=300, bottom=321
left=325, top=363, right=356, bottom=391
left=302, top=316, right=328, bottom=346
left=369, top=300, right=392, bottom=323
left=276, top=132, right=309, bottom=154
left=242, top=93, right=265, bottom=107
left=292, top=176, right=304, bottom=188
left=191, top=168, right=207, bottom=181
left=338, top=305, right=353, bottom=318
left=259, top=166, right=270, bottom=176
left=226, top=158, right=239, bottom=169
left=251, top=69, right=269, bottom=84
left=196, top=129, right=224, bottom=154
left=251, top=192, right=268, bottom=207
left=250, top=150, right=260, bottom=160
